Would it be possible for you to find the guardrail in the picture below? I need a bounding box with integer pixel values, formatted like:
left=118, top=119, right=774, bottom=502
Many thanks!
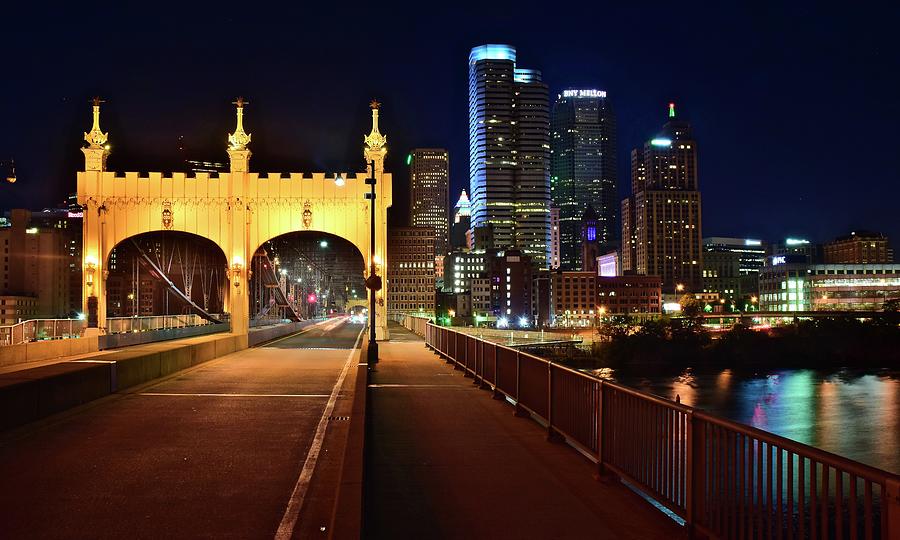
left=405, top=317, right=899, bottom=539
left=106, top=314, right=228, bottom=335
left=0, top=319, right=86, bottom=346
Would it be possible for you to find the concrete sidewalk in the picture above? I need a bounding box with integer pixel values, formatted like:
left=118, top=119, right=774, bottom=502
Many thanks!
left=364, top=323, right=683, bottom=539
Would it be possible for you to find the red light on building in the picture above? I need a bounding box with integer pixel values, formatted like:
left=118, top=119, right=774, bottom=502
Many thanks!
left=307, top=293, right=317, bottom=303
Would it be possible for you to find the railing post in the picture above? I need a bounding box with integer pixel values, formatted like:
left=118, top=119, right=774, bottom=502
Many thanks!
left=687, top=411, right=707, bottom=539
left=513, top=351, right=528, bottom=417
left=547, top=361, right=563, bottom=442
left=594, top=380, right=609, bottom=480
left=887, top=477, right=900, bottom=540
left=492, top=345, right=502, bottom=400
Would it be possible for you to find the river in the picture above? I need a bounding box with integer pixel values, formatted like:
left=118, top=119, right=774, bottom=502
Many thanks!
left=590, top=367, right=900, bottom=475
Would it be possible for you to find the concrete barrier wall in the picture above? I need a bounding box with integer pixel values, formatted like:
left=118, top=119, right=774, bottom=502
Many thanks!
left=0, top=336, right=101, bottom=368
left=247, top=321, right=309, bottom=347
left=99, top=323, right=231, bottom=350
left=0, top=333, right=246, bottom=431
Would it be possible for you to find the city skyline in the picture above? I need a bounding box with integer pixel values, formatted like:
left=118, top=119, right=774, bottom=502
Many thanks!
left=2, top=5, right=899, bottom=246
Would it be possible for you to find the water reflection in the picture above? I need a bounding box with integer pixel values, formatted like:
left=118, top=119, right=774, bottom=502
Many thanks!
left=591, top=367, right=900, bottom=474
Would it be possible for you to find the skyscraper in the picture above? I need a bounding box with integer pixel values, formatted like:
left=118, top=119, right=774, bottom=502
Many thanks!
left=551, top=88, right=617, bottom=269
left=468, top=44, right=551, bottom=268
left=408, top=148, right=449, bottom=256
left=621, top=103, right=703, bottom=291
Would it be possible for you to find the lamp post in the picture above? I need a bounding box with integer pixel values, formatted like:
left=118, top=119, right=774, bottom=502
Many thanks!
left=364, top=159, right=381, bottom=365
left=1, top=159, right=16, bottom=184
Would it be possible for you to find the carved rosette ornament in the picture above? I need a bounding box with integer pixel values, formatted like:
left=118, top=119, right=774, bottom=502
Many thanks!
left=162, top=200, right=173, bottom=230
left=302, top=201, right=312, bottom=229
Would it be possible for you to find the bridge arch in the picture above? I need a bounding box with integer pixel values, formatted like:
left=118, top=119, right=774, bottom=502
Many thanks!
left=77, top=99, right=392, bottom=343
left=103, top=230, right=228, bottom=320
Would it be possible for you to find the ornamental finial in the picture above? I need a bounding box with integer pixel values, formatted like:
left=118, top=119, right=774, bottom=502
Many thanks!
left=364, top=99, right=386, bottom=151
left=84, top=97, right=109, bottom=149
left=228, top=97, right=252, bottom=151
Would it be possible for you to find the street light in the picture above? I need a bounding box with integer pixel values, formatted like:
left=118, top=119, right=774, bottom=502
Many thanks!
left=2, top=159, right=16, bottom=184
left=319, top=240, right=328, bottom=248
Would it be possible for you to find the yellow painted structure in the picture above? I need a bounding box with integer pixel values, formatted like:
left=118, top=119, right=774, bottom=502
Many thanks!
left=77, top=99, right=392, bottom=341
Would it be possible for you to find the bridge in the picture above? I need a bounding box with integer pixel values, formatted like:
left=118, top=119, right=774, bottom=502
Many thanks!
left=0, top=102, right=897, bottom=539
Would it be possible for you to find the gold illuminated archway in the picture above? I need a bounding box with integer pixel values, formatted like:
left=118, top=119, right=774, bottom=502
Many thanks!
left=77, top=99, right=392, bottom=346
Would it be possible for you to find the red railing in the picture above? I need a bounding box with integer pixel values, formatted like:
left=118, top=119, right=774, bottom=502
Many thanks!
left=410, top=319, right=900, bottom=539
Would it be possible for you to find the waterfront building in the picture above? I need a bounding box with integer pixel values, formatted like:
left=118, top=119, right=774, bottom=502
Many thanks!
left=468, top=44, right=551, bottom=268
left=551, top=271, right=598, bottom=325
left=702, top=250, right=742, bottom=301
left=758, top=256, right=900, bottom=311
left=387, top=226, right=436, bottom=316
left=824, top=231, right=893, bottom=264
left=489, top=248, right=533, bottom=326
left=770, top=238, right=823, bottom=264
left=597, top=275, right=662, bottom=317
left=444, top=250, right=488, bottom=294
left=621, top=103, right=703, bottom=292
left=551, top=88, right=617, bottom=269
left=408, top=149, right=449, bottom=257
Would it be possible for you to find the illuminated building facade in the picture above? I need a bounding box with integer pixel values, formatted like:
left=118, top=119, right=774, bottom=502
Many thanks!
left=387, top=226, right=435, bottom=316
left=0, top=209, right=79, bottom=323
left=771, top=238, right=822, bottom=264
left=408, top=149, right=449, bottom=257
left=468, top=44, right=551, bottom=268
left=550, top=206, right=560, bottom=269
left=824, top=231, right=893, bottom=264
left=551, top=271, right=597, bottom=324
left=580, top=206, right=601, bottom=272
left=597, top=275, right=662, bottom=316
left=621, top=104, right=703, bottom=291
left=759, top=256, right=900, bottom=311
left=551, top=88, right=617, bottom=269
left=450, top=190, right=471, bottom=251
left=489, top=249, right=533, bottom=326
left=702, top=237, right=766, bottom=299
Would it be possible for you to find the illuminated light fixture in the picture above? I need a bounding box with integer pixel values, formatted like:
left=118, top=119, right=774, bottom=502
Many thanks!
left=229, top=257, right=244, bottom=291
left=518, top=316, right=529, bottom=328
left=785, top=238, right=810, bottom=246
left=406, top=154, right=412, bottom=166
left=669, top=102, right=676, bottom=118
left=334, top=175, right=345, bottom=187
left=651, top=138, right=672, bottom=147
left=308, top=293, right=318, bottom=303
left=744, top=239, right=762, bottom=246
left=84, top=255, right=98, bottom=287
left=25, top=227, right=38, bottom=234
left=497, top=317, right=509, bottom=328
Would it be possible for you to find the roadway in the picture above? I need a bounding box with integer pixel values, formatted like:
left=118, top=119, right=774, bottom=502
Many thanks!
left=0, top=318, right=363, bottom=539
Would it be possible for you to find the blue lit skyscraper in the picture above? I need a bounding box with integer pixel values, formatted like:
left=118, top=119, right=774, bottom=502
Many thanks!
left=468, top=44, right=551, bottom=268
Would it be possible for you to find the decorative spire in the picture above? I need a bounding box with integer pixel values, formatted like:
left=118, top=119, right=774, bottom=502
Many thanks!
left=364, top=99, right=387, bottom=151
left=228, top=97, right=252, bottom=151
left=84, top=97, right=109, bottom=149
left=668, top=102, right=676, bottom=118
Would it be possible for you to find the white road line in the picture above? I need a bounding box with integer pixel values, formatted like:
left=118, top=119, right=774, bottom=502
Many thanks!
left=138, top=393, right=329, bottom=398
left=274, top=324, right=363, bottom=539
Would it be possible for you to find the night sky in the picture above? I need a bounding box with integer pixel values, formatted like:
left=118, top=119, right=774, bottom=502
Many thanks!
left=3, top=3, right=898, bottom=245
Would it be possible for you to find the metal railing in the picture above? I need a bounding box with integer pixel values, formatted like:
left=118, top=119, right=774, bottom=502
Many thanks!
left=106, top=314, right=228, bottom=335
left=405, top=317, right=900, bottom=539
left=0, top=319, right=86, bottom=346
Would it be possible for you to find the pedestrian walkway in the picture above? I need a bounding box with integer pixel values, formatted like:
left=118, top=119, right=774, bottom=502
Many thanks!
left=364, top=323, right=683, bottom=539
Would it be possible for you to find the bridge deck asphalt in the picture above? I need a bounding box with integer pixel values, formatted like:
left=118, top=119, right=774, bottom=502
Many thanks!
left=364, top=322, right=683, bottom=539
left=0, top=319, right=364, bottom=539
